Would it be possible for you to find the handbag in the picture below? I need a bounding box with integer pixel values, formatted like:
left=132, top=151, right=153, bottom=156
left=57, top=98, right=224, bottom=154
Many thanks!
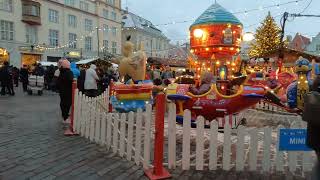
left=303, top=91, right=320, bottom=126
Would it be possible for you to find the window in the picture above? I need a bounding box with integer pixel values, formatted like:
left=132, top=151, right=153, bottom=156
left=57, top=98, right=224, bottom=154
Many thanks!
left=79, top=1, right=89, bottom=11
left=68, top=33, right=77, bottom=49
left=65, top=0, right=75, bottom=7
left=0, top=20, right=13, bottom=40
left=316, top=45, right=320, bottom=51
left=111, top=11, right=116, bottom=21
left=48, top=9, right=59, bottom=23
left=68, top=15, right=77, bottom=28
left=103, top=40, right=108, bottom=52
left=103, top=9, right=108, bottom=19
left=85, top=19, right=93, bottom=31
left=49, top=29, right=59, bottom=47
left=111, top=27, right=116, bottom=36
left=22, top=3, right=40, bottom=16
left=112, top=41, right=117, bottom=54
left=0, top=0, right=12, bottom=12
left=103, top=24, right=108, bottom=36
left=85, top=37, right=92, bottom=51
left=26, top=25, right=37, bottom=44
left=107, top=0, right=115, bottom=5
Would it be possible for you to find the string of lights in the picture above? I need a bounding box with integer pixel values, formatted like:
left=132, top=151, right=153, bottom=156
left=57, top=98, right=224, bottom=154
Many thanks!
left=38, top=0, right=304, bottom=52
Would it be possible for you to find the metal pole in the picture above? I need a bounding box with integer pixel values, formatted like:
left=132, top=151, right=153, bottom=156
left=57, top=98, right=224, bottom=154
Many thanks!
left=97, top=27, right=100, bottom=57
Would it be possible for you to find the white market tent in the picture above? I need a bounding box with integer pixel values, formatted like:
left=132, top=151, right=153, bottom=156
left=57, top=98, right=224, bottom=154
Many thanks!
left=40, top=62, right=57, bottom=66
left=76, top=57, right=99, bottom=65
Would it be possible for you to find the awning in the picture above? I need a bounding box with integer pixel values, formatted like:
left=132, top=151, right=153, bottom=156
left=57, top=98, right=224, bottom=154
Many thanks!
left=76, top=57, right=99, bottom=65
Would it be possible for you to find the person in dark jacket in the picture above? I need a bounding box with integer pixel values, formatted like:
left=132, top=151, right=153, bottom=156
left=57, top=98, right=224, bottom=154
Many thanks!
left=20, top=65, right=29, bottom=92
left=56, top=60, right=73, bottom=123
left=12, top=67, right=19, bottom=87
left=77, top=68, right=86, bottom=93
left=305, top=74, right=320, bottom=180
left=0, top=62, right=14, bottom=96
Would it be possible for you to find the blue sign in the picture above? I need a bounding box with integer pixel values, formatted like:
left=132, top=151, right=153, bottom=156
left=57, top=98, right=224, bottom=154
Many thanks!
left=279, top=129, right=312, bottom=151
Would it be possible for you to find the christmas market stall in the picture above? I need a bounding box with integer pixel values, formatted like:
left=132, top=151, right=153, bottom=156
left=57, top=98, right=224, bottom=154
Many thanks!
left=0, top=47, right=9, bottom=66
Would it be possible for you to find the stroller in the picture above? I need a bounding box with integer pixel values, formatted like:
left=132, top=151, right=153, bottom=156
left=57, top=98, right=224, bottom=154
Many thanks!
left=27, top=75, right=44, bottom=95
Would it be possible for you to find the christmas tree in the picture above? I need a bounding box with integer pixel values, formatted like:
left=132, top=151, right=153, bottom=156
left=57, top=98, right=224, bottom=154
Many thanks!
left=249, top=12, right=281, bottom=58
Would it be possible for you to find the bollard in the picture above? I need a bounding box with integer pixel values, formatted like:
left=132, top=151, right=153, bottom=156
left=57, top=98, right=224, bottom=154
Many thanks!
left=144, top=93, right=171, bottom=180
left=64, top=79, right=79, bottom=136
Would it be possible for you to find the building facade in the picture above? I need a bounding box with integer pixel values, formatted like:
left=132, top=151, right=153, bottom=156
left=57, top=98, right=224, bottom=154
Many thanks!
left=306, top=33, right=320, bottom=55
left=121, top=10, right=170, bottom=58
left=0, top=0, right=122, bottom=67
left=288, top=33, right=311, bottom=52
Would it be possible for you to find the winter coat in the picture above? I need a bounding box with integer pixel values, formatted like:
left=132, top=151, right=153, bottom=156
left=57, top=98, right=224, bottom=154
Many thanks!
left=20, top=68, right=29, bottom=82
left=57, top=68, right=73, bottom=98
left=0, top=65, right=11, bottom=84
left=84, top=64, right=99, bottom=90
left=189, top=72, right=213, bottom=95
left=306, top=75, right=320, bottom=152
left=70, top=62, right=80, bottom=79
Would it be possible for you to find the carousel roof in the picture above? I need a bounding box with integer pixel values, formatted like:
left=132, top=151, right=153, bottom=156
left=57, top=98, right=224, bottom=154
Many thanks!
left=191, top=3, right=242, bottom=27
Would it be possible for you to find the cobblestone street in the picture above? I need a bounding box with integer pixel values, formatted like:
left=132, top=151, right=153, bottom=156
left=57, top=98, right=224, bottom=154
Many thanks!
left=0, top=87, right=310, bottom=180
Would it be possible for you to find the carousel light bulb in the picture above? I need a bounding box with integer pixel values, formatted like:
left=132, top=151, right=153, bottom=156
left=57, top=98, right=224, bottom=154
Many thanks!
left=305, top=80, right=308, bottom=83
left=205, top=48, right=209, bottom=51
left=227, top=61, right=231, bottom=65
left=216, top=61, right=220, bottom=65
left=232, top=68, right=235, bottom=71
left=232, top=62, right=236, bottom=66
left=300, top=76, right=304, bottom=79
left=193, top=29, right=204, bottom=38
left=197, top=68, right=200, bottom=71
left=190, top=49, right=194, bottom=53
left=219, top=47, right=223, bottom=51
left=208, top=68, right=211, bottom=71
left=230, top=47, right=234, bottom=51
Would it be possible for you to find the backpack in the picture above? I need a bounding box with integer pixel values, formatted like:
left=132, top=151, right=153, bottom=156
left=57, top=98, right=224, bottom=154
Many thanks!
left=303, top=91, right=320, bottom=126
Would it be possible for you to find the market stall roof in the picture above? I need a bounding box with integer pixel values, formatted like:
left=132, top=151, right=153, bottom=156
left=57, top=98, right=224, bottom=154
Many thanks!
left=262, top=48, right=320, bottom=63
left=40, top=62, right=57, bottom=66
left=191, top=3, right=242, bottom=28
left=147, top=57, right=187, bottom=67
left=76, top=57, right=99, bottom=65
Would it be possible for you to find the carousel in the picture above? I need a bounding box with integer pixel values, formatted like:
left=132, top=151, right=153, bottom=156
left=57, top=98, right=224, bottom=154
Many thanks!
left=189, top=3, right=242, bottom=80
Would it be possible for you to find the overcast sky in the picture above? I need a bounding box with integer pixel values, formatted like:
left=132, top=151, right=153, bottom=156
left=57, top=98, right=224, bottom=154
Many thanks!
left=122, top=0, right=319, bottom=43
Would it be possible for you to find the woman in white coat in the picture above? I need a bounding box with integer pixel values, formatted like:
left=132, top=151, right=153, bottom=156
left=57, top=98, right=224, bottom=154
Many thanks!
left=84, top=64, right=99, bottom=97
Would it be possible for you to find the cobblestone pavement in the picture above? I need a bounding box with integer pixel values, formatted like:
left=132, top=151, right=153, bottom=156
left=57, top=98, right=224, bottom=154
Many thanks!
left=0, top=87, right=309, bottom=180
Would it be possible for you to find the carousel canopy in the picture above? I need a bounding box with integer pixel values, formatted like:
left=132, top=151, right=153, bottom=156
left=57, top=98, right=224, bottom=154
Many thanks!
left=191, top=3, right=242, bottom=27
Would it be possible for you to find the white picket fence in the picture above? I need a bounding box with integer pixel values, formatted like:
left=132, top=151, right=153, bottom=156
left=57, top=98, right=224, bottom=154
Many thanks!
left=73, top=89, right=315, bottom=176
left=73, top=89, right=153, bottom=169
left=255, top=100, right=291, bottom=114
left=165, top=102, right=315, bottom=175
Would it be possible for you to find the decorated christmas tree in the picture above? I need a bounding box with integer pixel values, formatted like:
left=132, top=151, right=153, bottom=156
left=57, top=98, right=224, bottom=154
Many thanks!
left=249, top=12, right=281, bottom=58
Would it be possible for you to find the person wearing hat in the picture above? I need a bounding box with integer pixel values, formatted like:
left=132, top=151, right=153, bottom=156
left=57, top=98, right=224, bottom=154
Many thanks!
left=56, top=59, right=73, bottom=124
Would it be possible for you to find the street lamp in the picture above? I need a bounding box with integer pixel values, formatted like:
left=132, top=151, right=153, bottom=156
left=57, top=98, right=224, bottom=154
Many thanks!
left=243, top=32, right=254, bottom=42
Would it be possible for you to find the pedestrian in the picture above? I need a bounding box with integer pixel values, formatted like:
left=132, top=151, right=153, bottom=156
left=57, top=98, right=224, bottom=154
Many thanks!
left=70, top=62, right=80, bottom=79
left=52, top=59, right=63, bottom=92
left=77, top=68, right=86, bottom=93
left=84, top=64, right=99, bottom=97
left=0, top=62, right=14, bottom=96
left=33, top=63, right=45, bottom=76
left=12, top=67, right=19, bottom=87
left=152, top=66, right=162, bottom=85
left=303, top=73, right=320, bottom=180
left=20, top=64, right=29, bottom=92
left=45, top=65, right=55, bottom=90
left=56, top=60, right=73, bottom=124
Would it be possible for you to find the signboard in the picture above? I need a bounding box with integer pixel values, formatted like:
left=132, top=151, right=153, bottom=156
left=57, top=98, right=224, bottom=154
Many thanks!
left=279, top=129, right=312, bottom=151
left=67, top=51, right=80, bottom=58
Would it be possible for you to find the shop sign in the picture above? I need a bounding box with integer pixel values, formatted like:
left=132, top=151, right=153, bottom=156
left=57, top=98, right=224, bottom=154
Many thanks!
left=66, top=51, right=80, bottom=58
left=279, top=129, right=312, bottom=151
left=19, top=46, right=44, bottom=53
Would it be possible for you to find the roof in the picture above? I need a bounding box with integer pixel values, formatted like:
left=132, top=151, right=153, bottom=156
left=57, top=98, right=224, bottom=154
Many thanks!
left=122, top=11, right=168, bottom=39
left=76, top=57, right=99, bottom=65
left=263, top=47, right=320, bottom=63
left=147, top=57, right=187, bottom=67
left=191, top=3, right=242, bottom=28
left=289, top=33, right=311, bottom=50
left=40, top=62, right=57, bottom=66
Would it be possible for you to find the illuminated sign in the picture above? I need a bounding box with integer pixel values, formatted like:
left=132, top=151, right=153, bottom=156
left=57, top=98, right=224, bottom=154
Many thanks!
left=67, top=51, right=80, bottom=57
